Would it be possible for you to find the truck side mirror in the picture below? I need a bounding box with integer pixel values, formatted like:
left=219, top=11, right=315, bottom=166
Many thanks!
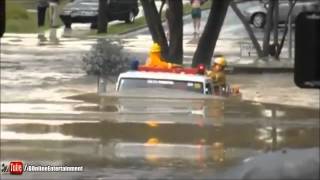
left=294, top=12, right=320, bottom=89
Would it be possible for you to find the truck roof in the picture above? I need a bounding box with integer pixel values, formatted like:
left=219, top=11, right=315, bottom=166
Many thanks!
left=118, top=71, right=211, bottom=82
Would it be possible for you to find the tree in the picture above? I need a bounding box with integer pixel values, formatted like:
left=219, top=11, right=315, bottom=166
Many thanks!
left=140, top=0, right=169, bottom=59
left=82, top=39, right=130, bottom=78
left=140, top=0, right=230, bottom=67
left=167, top=0, right=183, bottom=64
left=262, top=0, right=275, bottom=57
left=97, top=0, right=108, bottom=33
left=232, top=0, right=295, bottom=59
left=0, top=0, right=5, bottom=38
left=277, top=0, right=297, bottom=57
left=230, top=1, right=263, bottom=57
left=159, top=0, right=166, bottom=17
left=192, top=0, right=232, bottom=67
left=273, top=0, right=279, bottom=59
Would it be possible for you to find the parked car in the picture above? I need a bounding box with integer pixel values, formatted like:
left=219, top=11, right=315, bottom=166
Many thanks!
left=60, top=0, right=139, bottom=29
left=242, top=0, right=320, bottom=28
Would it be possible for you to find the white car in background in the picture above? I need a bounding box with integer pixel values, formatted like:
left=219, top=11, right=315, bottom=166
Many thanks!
left=242, top=0, right=320, bottom=28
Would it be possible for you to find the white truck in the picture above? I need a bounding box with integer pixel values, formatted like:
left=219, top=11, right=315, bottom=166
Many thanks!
left=116, top=71, right=214, bottom=95
left=113, top=66, right=215, bottom=114
left=112, top=66, right=240, bottom=114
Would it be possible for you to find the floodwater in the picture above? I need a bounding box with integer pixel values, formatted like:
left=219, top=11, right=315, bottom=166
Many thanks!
left=1, top=2, right=319, bottom=178
left=1, top=91, right=319, bottom=179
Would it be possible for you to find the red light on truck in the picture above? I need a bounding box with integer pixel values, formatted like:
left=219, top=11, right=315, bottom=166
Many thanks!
left=197, top=64, right=205, bottom=75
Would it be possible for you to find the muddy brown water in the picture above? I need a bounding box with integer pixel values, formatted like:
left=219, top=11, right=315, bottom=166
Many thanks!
left=1, top=93, right=319, bottom=179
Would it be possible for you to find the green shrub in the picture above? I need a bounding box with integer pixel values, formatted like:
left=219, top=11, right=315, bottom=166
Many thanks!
left=82, top=39, right=131, bottom=78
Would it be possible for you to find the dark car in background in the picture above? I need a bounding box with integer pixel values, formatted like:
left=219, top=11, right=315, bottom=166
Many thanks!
left=60, top=0, right=139, bottom=29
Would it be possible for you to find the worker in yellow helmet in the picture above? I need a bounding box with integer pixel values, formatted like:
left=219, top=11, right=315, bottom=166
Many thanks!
left=145, top=43, right=179, bottom=69
left=206, top=56, right=227, bottom=93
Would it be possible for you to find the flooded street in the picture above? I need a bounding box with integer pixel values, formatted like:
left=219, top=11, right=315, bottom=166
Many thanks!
left=1, top=35, right=319, bottom=179
left=1, top=2, right=320, bottom=178
left=1, top=36, right=319, bottom=179
left=1, top=93, right=319, bottom=179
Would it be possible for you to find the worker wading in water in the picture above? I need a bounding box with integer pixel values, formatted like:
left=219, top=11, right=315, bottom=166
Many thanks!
left=206, top=56, right=227, bottom=94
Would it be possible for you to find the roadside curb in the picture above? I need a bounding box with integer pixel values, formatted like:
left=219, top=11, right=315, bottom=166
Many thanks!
left=226, top=66, right=293, bottom=74
left=119, top=25, right=148, bottom=36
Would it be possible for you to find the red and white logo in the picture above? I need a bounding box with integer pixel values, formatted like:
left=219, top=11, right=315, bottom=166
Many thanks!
left=9, top=161, right=23, bottom=175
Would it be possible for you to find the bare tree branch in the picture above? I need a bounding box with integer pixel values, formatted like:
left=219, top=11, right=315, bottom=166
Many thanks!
left=262, top=0, right=275, bottom=57
left=273, top=0, right=279, bottom=59
left=230, top=1, right=264, bottom=57
left=159, top=0, right=166, bottom=18
left=277, top=0, right=297, bottom=57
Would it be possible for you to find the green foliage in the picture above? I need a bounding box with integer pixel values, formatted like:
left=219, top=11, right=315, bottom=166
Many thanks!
left=5, top=0, right=64, bottom=33
left=82, top=39, right=130, bottom=78
left=6, top=1, right=29, bottom=20
left=6, top=1, right=38, bottom=33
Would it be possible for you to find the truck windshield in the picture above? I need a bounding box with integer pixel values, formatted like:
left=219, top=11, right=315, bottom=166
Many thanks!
left=118, top=78, right=204, bottom=94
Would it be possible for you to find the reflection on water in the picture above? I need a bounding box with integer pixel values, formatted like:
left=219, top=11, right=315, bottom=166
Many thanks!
left=1, top=97, right=319, bottom=179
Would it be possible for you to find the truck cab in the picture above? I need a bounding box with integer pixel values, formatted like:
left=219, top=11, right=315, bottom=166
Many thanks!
left=116, top=67, right=213, bottom=95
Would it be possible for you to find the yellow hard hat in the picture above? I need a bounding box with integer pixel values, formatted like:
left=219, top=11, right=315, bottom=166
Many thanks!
left=214, top=57, right=226, bottom=67
left=150, top=43, right=161, bottom=53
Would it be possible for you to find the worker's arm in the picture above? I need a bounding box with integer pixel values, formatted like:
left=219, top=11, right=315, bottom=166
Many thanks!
left=207, top=71, right=219, bottom=83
